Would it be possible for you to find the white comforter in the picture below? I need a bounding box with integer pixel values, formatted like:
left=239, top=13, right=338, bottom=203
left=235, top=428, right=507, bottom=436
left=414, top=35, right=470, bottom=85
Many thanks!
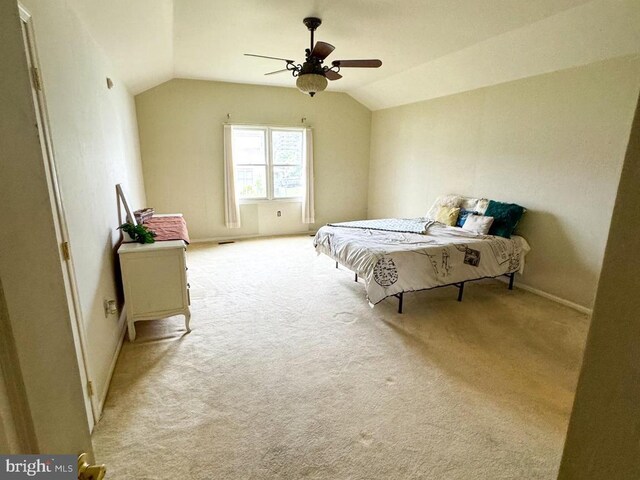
left=314, top=220, right=530, bottom=305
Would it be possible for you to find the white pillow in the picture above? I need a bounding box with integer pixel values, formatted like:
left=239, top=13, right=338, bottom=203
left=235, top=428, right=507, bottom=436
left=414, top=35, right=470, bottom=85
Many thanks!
left=426, top=194, right=464, bottom=220
left=462, top=215, right=494, bottom=234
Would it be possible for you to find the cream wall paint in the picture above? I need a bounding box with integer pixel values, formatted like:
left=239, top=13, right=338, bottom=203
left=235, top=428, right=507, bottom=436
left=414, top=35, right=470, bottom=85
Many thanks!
left=0, top=279, right=31, bottom=454
left=20, top=0, right=147, bottom=404
left=0, top=364, right=19, bottom=453
left=136, top=79, right=371, bottom=240
left=0, top=0, right=92, bottom=455
left=558, top=97, right=640, bottom=479
left=368, top=56, right=640, bottom=308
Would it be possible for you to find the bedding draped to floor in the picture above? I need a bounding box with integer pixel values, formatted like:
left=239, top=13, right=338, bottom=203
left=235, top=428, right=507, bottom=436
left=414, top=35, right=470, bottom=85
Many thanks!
left=93, top=235, right=589, bottom=480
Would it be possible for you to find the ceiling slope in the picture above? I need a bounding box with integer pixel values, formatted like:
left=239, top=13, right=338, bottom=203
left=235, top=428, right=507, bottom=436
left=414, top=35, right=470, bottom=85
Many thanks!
left=64, top=0, right=638, bottom=109
left=66, top=0, right=174, bottom=94
left=172, top=0, right=592, bottom=92
left=351, top=0, right=640, bottom=110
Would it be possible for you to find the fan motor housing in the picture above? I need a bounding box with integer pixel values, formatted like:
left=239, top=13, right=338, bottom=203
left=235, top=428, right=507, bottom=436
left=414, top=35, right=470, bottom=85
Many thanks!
left=299, top=61, right=325, bottom=76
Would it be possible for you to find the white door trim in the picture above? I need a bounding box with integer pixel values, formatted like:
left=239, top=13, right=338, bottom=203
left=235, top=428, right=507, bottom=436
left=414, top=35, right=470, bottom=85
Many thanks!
left=18, top=3, right=99, bottom=430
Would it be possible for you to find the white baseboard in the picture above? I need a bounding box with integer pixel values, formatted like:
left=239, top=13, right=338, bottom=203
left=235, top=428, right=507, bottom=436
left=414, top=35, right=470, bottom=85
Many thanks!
left=97, top=306, right=127, bottom=419
left=191, top=230, right=313, bottom=244
left=499, top=278, right=593, bottom=316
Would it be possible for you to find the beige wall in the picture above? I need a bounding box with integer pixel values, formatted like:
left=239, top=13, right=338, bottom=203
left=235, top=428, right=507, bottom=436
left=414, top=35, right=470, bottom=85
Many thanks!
left=0, top=278, right=34, bottom=454
left=136, top=79, right=371, bottom=240
left=21, top=0, right=147, bottom=405
left=558, top=96, right=640, bottom=479
left=0, top=0, right=92, bottom=455
left=368, top=56, right=640, bottom=308
left=0, top=365, right=18, bottom=453
left=0, top=336, right=24, bottom=453
left=0, top=282, right=20, bottom=454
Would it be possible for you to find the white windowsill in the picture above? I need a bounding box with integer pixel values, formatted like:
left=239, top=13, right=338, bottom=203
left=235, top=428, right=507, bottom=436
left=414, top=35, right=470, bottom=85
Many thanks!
left=239, top=197, right=303, bottom=205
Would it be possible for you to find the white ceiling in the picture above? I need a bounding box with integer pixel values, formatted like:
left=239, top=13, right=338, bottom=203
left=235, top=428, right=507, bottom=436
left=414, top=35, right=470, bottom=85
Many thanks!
left=68, top=0, right=639, bottom=109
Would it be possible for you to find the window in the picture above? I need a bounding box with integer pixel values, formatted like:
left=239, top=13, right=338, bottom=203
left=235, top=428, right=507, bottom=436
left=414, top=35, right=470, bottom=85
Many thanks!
left=232, top=126, right=305, bottom=200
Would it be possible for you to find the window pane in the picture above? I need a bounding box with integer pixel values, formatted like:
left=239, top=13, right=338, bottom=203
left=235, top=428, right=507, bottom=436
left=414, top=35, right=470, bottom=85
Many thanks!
left=272, top=130, right=303, bottom=165
left=233, top=129, right=266, bottom=165
left=236, top=165, right=267, bottom=198
left=273, top=165, right=303, bottom=198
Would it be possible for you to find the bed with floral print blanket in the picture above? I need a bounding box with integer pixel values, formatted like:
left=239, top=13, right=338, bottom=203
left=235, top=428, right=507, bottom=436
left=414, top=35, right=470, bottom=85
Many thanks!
left=314, top=218, right=530, bottom=306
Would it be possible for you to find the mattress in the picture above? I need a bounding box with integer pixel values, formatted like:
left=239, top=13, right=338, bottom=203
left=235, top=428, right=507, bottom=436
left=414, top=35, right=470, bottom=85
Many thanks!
left=314, top=219, right=530, bottom=305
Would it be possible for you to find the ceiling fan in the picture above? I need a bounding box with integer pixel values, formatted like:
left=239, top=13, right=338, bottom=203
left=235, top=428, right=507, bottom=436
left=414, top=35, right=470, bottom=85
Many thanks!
left=245, top=17, right=382, bottom=97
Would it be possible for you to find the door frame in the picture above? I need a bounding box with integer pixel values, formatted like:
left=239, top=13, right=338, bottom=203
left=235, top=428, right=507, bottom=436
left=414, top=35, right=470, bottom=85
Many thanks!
left=18, top=3, right=99, bottom=430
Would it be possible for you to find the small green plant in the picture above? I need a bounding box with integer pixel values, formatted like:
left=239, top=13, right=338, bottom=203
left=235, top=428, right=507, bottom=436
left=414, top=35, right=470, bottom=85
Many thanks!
left=118, top=222, right=157, bottom=244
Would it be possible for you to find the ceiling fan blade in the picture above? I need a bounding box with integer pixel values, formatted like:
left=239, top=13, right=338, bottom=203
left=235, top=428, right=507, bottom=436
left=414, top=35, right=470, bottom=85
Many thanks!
left=310, top=41, right=335, bottom=60
left=332, top=59, right=382, bottom=68
left=264, top=68, right=289, bottom=76
left=245, top=53, right=294, bottom=63
left=325, top=70, right=342, bottom=81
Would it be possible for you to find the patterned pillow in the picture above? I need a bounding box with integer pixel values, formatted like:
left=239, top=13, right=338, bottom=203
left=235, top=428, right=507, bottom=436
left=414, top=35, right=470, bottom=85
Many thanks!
left=456, top=209, right=477, bottom=228
left=459, top=197, right=480, bottom=210
left=484, top=200, right=525, bottom=238
left=426, top=194, right=464, bottom=220
left=435, top=206, right=460, bottom=226
left=475, top=198, right=490, bottom=214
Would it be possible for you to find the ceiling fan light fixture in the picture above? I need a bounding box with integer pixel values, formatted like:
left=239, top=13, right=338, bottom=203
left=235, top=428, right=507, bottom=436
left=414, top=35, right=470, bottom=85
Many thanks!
left=296, top=73, right=328, bottom=97
left=245, top=16, right=382, bottom=97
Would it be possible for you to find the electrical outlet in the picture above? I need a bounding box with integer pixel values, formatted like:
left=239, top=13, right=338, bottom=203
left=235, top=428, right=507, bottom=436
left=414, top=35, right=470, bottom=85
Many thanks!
left=277, top=210, right=282, bottom=217
left=104, top=299, right=117, bottom=317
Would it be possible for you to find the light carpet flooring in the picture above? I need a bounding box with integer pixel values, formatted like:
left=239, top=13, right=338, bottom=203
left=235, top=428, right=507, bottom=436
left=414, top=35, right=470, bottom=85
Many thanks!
left=93, top=235, right=589, bottom=479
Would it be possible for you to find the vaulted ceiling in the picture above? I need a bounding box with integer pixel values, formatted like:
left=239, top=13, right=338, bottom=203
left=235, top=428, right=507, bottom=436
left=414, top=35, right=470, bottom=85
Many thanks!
left=67, top=0, right=639, bottom=110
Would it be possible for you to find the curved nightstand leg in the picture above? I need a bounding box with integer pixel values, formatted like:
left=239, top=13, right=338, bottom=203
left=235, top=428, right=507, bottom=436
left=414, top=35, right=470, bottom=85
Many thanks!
left=185, top=310, right=192, bottom=333
left=127, top=321, right=136, bottom=342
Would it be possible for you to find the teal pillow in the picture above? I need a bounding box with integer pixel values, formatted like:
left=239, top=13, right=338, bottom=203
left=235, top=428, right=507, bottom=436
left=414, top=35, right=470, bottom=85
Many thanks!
left=484, top=200, right=525, bottom=238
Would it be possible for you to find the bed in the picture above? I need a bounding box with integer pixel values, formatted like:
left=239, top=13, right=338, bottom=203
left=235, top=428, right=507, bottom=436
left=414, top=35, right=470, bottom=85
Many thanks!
left=313, top=216, right=530, bottom=313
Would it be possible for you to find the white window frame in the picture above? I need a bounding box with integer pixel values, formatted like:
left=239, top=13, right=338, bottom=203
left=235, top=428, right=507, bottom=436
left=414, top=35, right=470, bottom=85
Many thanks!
left=232, top=125, right=306, bottom=204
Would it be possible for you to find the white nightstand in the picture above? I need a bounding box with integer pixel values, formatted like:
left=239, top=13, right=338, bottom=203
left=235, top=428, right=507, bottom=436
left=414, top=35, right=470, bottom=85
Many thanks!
left=118, top=240, right=191, bottom=341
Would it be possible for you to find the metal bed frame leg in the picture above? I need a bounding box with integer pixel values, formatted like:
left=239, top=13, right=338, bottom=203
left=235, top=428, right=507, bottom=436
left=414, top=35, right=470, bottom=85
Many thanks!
left=332, top=257, right=517, bottom=311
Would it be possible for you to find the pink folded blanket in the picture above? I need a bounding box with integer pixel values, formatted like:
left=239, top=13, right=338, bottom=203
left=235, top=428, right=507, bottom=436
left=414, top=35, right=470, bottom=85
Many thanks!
left=143, top=216, right=190, bottom=244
